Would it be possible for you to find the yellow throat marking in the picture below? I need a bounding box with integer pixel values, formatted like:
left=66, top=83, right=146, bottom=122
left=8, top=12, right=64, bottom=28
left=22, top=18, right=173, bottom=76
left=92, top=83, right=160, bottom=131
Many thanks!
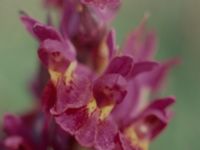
left=48, top=61, right=77, bottom=85
left=99, top=104, right=114, bottom=120
left=124, top=127, right=149, bottom=150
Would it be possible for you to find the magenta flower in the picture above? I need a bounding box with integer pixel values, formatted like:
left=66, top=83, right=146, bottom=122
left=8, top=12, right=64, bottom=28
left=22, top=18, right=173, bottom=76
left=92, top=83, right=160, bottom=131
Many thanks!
left=44, top=0, right=120, bottom=70
left=81, top=0, right=121, bottom=20
left=0, top=1, right=178, bottom=150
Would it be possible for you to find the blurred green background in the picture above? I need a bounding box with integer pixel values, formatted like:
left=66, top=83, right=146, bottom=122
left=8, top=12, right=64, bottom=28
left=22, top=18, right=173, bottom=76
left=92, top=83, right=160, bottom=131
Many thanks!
left=0, top=0, right=200, bottom=149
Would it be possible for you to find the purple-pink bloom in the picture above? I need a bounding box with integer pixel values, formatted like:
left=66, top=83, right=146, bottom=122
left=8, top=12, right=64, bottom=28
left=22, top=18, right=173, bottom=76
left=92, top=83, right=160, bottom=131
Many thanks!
left=1, top=112, right=74, bottom=150
left=0, top=1, right=178, bottom=150
left=81, top=0, right=121, bottom=21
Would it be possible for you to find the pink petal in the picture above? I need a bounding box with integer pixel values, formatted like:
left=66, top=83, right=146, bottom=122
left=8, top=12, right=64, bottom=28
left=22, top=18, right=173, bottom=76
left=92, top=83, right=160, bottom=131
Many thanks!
left=146, top=59, right=179, bottom=91
left=21, top=15, right=62, bottom=42
left=95, top=119, right=118, bottom=150
left=20, top=13, right=38, bottom=36
left=122, top=17, right=157, bottom=61
left=106, top=28, right=117, bottom=59
left=105, top=56, right=134, bottom=78
left=128, top=61, right=158, bottom=79
left=111, top=80, right=140, bottom=126
left=33, top=23, right=62, bottom=42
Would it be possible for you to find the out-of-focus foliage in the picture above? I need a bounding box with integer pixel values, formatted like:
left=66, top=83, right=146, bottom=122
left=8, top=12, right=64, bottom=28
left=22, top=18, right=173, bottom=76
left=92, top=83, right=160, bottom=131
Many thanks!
left=0, top=0, right=200, bottom=150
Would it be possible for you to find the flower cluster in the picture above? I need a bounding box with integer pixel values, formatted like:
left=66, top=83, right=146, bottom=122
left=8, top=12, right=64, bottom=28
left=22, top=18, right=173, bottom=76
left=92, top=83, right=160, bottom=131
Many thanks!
left=0, top=0, right=177, bottom=150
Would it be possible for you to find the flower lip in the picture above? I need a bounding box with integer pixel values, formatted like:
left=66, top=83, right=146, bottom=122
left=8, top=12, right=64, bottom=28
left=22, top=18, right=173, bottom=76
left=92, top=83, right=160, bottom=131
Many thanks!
left=50, top=74, right=92, bottom=115
left=95, top=119, right=118, bottom=150
left=55, top=107, right=89, bottom=135
left=75, top=110, right=99, bottom=147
